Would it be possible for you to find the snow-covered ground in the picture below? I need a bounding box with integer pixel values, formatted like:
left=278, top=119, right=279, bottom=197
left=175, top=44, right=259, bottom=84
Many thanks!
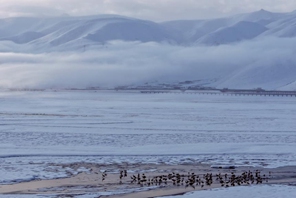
left=0, top=185, right=295, bottom=198
left=0, top=90, right=296, bottom=185
left=161, top=185, right=296, bottom=198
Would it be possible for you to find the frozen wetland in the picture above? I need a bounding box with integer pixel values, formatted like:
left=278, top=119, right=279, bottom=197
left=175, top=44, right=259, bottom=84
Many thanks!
left=0, top=90, right=295, bottom=197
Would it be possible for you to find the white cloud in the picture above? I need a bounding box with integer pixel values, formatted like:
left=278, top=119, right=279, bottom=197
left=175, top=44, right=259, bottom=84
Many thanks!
left=0, top=0, right=295, bottom=21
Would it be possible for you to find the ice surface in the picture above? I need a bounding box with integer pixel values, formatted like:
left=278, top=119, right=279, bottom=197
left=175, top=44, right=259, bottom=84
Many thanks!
left=160, top=185, right=296, bottom=198
left=1, top=185, right=295, bottom=198
left=0, top=188, right=157, bottom=198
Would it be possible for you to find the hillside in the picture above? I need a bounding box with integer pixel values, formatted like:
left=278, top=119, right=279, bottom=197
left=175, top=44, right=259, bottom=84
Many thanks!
left=196, top=21, right=267, bottom=45
left=0, top=9, right=296, bottom=51
left=0, top=10, right=296, bottom=91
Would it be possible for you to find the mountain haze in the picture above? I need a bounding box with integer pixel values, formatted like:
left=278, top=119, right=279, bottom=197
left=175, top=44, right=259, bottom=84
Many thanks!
left=0, top=10, right=296, bottom=91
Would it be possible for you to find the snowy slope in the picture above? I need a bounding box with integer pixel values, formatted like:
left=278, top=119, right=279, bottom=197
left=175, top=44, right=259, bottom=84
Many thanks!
left=233, top=9, right=285, bottom=23
left=0, top=15, right=174, bottom=50
left=196, top=21, right=267, bottom=45
left=260, top=13, right=296, bottom=37
left=161, top=9, right=288, bottom=44
left=86, top=20, right=172, bottom=43
left=0, top=10, right=296, bottom=90
left=215, top=59, right=296, bottom=90
left=161, top=18, right=231, bottom=43
left=0, top=9, right=296, bottom=50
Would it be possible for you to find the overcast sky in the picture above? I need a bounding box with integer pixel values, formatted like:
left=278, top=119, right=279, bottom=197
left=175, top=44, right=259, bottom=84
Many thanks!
left=0, top=0, right=296, bottom=21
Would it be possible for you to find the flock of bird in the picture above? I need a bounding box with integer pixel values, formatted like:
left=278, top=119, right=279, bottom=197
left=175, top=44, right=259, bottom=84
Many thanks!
left=101, top=169, right=271, bottom=189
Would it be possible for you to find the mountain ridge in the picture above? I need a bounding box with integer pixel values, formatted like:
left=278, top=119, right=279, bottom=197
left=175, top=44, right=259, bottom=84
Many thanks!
left=0, top=9, right=296, bottom=51
left=1, top=10, right=296, bottom=91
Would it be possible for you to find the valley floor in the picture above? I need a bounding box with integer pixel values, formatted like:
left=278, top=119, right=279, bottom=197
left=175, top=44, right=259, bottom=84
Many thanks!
left=0, top=90, right=295, bottom=197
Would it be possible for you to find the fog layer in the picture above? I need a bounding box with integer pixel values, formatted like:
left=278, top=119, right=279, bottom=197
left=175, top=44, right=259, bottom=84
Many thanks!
left=1, top=38, right=296, bottom=90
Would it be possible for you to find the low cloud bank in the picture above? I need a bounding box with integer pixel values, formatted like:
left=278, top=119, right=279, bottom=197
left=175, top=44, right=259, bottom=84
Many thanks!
left=0, top=37, right=296, bottom=90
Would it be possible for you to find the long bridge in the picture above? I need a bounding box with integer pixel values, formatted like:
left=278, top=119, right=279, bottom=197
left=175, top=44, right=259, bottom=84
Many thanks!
left=140, top=89, right=296, bottom=97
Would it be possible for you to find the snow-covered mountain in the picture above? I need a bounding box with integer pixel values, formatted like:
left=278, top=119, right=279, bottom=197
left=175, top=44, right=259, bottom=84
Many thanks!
left=1, top=10, right=296, bottom=91
left=0, top=9, right=296, bottom=51
left=196, top=21, right=267, bottom=45
left=162, top=9, right=293, bottom=45
left=0, top=14, right=178, bottom=52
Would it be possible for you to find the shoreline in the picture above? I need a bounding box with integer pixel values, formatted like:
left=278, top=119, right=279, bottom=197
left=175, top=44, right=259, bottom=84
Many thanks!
left=0, top=163, right=295, bottom=197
